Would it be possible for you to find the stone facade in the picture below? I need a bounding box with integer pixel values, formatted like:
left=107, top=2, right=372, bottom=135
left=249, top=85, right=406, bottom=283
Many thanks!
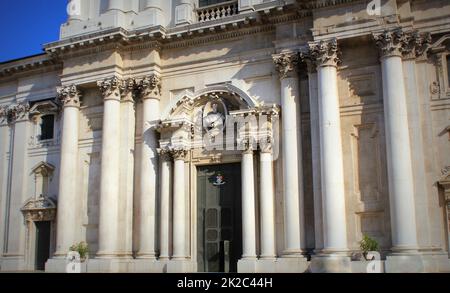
left=0, top=0, right=450, bottom=273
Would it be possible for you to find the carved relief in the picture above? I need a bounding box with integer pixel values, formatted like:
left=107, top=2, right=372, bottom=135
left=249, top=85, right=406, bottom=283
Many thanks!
left=272, top=52, right=300, bottom=79
left=21, top=196, right=57, bottom=222
left=308, top=39, right=340, bottom=67
left=57, top=84, right=81, bottom=107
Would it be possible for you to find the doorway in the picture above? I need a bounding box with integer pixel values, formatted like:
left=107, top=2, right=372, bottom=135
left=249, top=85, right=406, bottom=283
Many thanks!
left=197, top=163, right=242, bottom=272
left=35, top=221, right=51, bottom=271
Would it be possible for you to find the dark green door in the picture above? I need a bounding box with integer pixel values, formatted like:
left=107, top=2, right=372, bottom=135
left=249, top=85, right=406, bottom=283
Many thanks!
left=35, top=221, right=51, bottom=271
left=197, top=164, right=242, bottom=272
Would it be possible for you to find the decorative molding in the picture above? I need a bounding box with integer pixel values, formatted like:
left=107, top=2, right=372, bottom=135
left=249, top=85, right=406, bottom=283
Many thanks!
left=57, top=85, right=81, bottom=108
left=21, top=196, right=57, bottom=222
left=308, top=38, right=340, bottom=67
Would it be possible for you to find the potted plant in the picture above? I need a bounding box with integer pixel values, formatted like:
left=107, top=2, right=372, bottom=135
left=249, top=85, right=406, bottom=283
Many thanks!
left=359, top=234, right=379, bottom=261
left=70, top=242, right=89, bottom=263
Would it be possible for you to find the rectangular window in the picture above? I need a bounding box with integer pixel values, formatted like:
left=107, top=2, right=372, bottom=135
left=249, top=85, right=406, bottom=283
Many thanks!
left=199, top=0, right=231, bottom=7
left=40, top=115, right=54, bottom=141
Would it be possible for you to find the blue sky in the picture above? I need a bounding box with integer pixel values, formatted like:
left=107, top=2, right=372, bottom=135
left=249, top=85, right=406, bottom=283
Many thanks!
left=0, top=0, right=68, bottom=63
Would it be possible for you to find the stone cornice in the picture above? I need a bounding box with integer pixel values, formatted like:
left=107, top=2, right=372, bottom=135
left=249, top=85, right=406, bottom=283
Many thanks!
left=0, top=54, right=61, bottom=80
left=57, top=85, right=82, bottom=108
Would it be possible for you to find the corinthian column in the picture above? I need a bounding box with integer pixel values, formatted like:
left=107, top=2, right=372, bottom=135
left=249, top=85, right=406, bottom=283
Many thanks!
left=373, top=29, right=419, bottom=253
left=171, top=148, right=188, bottom=259
left=273, top=52, right=305, bottom=256
left=96, top=77, right=123, bottom=258
left=309, top=39, right=348, bottom=254
left=136, top=75, right=161, bottom=259
left=55, top=85, right=81, bottom=257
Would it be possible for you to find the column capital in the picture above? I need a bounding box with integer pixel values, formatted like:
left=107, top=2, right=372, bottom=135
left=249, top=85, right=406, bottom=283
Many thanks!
left=120, top=78, right=137, bottom=103
left=170, top=148, right=188, bottom=161
left=57, top=85, right=81, bottom=108
left=308, top=39, right=340, bottom=68
left=0, top=102, right=30, bottom=124
left=373, top=28, right=409, bottom=59
left=403, top=31, right=432, bottom=60
left=273, top=52, right=300, bottom=79
left=158, top=148, right=173, bottom=162
left=137, top=74, right=161, bottom=100
left=97, top=76, right=122, bottom=101
left=260, top=142, right=273, bottom=154
left=241, top=138, right=255, bottom=155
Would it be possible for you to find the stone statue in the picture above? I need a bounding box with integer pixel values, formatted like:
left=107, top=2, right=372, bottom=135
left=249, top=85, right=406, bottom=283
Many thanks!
left=203, top=102, right=225, bottom=137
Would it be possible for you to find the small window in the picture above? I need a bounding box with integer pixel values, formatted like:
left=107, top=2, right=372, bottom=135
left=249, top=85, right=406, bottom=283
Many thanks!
left=199, top=0, right=230, bottom=7
left=447, top=55, right=450, bottom=86
left=40, top=115, right=54, bottom=141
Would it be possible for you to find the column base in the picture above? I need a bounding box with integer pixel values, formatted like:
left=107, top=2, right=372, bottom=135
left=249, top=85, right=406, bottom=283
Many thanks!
left=0, top=256, right=26, bottom=272
left=88, top=258, right=135, bottom=273
left=238, top=256, right=309, bottom=273
left=310, top=254, right=352, bottom=273
left=95, top=251, right=133, bottom=260
left=133, top=258, right=168, bottom=273
left=46, top=257, right=89, bottom=273
left=385, top=253, right=450, bottom=273
left=166, top=259, right=197, bottom=273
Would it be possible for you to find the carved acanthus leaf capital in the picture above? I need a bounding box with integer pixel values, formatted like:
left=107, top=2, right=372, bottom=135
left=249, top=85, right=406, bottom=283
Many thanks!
left=97, top=76, right=122, bottom=100
left=137, top=75, right=161, bottom=100
left=404, top=31, right=432, bottom=59
left=374, top=28, right=432, bottom=59
left=373, top=28, right=409, bottom=58
left=170, top=148, right=188, bottom=161
left=308, top=39, right=340, bottom=67
left=57, top=85, right=81, bottom=108
left=273, top=52, right=300, bottom=79
left=119, top=78, right=137, bottom=102
left=158, top=148, right=173, bottom=162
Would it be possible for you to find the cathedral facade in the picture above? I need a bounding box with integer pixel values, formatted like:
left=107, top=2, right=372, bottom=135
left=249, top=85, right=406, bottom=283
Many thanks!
left=0, top=0, right=450, bottom=273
